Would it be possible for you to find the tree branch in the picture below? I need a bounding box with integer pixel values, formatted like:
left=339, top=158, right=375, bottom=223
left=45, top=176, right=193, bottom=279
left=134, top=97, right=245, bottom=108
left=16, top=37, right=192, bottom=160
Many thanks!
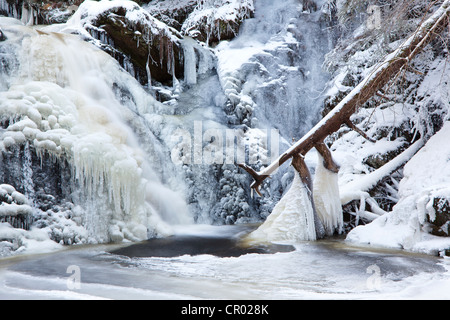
left=238, top=0, right=450, bottom=195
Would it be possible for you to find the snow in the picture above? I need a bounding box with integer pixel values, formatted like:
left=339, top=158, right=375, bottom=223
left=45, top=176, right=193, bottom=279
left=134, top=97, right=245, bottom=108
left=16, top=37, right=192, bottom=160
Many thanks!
left=347, top=122, right=450, bottom=254
left=0, top=184, right=32, bottom=217
left=2, top=226, right=446, bottom=299
left=181, top=0, right=254, bottom=43
left=0, top=0, right=450, bottom=302
left=67, top=0, right=172, bottom=38
left=0, top=0, right=449, bottom=264
left=0, top=222, right=63, bottom=256
left=339, top=139, right=424, bottom=206
left=256, top=0, right=450, bottom=180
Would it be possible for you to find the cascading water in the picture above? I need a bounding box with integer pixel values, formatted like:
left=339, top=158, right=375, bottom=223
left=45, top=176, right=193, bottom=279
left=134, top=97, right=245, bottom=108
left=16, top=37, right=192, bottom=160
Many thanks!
left=0, top=0, right=338, bottom=250
left=1, top=1, right=450, bottom=302
left=214, top=0, right=339, bottom=239
left=0, top=20, right=192, bottom=245
left=216, top=0, right=333, bottom=139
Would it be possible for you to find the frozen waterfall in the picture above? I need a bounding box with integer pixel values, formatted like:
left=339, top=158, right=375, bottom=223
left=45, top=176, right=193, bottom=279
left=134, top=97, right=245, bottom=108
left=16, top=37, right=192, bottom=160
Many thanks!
left=0, top=0, right=337, bottom=251
left=0, top=21, right=192, bottom=245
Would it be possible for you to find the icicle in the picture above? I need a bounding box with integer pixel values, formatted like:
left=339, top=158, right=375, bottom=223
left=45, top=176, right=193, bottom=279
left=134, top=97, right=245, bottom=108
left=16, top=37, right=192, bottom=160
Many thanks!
left=146, top=53, right=152, bottom=90
left=182, top=37, right=197, bottom=85
left=313, top=154, right=343, bottom=236
left=22, top=141, right=35, bottom=205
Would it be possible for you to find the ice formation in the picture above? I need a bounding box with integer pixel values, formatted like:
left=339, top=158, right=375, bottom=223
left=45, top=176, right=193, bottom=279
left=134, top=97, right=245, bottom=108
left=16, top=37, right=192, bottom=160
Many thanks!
left=0, top=184, right=32, bottom=228
left=246, top=171, right=317, bottom=243
left=0, top=22, right=187, bottom=245
left=181, top=0, right=254, bottom=44
left=313, top=154, right=343, bottom=236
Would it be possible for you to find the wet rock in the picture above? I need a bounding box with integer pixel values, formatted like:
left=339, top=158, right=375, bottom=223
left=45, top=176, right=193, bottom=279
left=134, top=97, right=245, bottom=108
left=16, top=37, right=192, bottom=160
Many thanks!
left=81, top=3, right=185, bottom=86
left=0, top=0, right=83, bottom=25
left=429, top=198, right=450, bottom=237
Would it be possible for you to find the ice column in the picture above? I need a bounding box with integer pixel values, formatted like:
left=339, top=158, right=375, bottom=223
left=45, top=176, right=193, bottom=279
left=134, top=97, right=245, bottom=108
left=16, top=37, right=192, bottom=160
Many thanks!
left=313, top=154, right=343, bottom=236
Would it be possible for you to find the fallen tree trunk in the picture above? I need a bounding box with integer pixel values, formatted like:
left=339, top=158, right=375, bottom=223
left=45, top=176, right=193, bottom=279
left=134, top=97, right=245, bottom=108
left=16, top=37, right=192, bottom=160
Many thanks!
left=239, top=0, right=450, bottom=196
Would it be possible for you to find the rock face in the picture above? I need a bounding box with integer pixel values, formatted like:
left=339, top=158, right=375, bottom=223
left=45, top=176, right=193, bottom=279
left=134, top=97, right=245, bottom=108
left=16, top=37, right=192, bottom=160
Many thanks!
left=72, top=1, right=185, bottom=86
left=144, top=0, right=255, bottom=46
left=0, top=0, right=254, bottom=87
left=181, top=0, right=255, bottom=46
left=0, top=0, right=82, bottom=24
left=143, top=0, right=198, bottom=32
left=78, top=0, right=255, bottom=85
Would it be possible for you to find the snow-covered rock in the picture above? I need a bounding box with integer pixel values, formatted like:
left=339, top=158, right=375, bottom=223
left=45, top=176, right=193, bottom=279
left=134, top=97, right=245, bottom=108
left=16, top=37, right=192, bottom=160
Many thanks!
left=64, top=0, right=185, bottom=86
left=181, top=0, right=254, bottom=46
left=347, top=122, right=450, bottom=255
left=0, top=184, right=32, bottom=229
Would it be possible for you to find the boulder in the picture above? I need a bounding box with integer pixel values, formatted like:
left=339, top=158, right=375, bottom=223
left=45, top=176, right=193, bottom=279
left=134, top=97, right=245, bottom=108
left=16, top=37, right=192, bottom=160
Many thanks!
left=181, top=0, right=255, bottom=46
left=0, top=0, right=83, bottom=25
left=76, top=1, right=185, bottom=86
left=429, top=197, right=450, bottom=237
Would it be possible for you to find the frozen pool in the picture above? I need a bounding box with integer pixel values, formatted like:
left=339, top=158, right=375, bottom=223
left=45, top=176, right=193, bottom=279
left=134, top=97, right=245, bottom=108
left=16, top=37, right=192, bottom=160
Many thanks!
left=0, top=225, right=449, bottom=300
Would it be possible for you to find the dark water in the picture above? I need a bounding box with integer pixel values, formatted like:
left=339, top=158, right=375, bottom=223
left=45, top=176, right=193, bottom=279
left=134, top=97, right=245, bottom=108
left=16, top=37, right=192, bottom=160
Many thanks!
left=111, top=225, right=294, bottom=258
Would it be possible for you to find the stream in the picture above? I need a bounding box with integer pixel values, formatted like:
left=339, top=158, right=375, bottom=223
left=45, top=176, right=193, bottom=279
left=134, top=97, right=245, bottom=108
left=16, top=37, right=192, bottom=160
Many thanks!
left=0, top=224, right=448, bottom=300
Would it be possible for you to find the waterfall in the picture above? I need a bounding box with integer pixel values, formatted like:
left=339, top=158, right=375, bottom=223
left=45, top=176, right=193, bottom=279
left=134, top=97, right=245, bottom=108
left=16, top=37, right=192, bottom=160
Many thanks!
left=0, top=22, right=191, bottom=243
left=216, top=0, right=332, bottom=139
left=215, top=0, right=336, bottom=239
left=0, top=0, right=337, bottom=249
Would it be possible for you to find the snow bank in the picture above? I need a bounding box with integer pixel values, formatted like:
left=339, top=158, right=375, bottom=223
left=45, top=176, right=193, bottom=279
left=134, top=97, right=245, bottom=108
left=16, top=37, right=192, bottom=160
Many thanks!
left=0, top=184, right=32, bottom=217
left=347, top=122, right=450, bottom=254
left=0, top=222, right=63, bottom=257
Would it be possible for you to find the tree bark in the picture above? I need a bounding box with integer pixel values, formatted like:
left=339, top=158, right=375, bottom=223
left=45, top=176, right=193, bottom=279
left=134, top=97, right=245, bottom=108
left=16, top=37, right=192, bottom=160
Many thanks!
left=239, top=0, right=450, bottom=195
